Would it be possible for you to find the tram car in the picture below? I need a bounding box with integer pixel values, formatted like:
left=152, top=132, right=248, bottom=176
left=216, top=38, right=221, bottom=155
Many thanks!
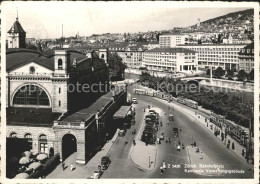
left=176, top=97, right=198, bottom=109
left=210, top=113, right=248, bottom=145
left=134, top=89, right=146, bottom=95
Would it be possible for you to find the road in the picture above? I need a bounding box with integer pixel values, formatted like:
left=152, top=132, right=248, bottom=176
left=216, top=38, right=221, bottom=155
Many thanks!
left=102, top=83, right=253, bottom=178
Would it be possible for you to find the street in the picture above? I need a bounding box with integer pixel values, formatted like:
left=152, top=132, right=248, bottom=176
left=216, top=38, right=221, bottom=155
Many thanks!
left=102, top=83, right=253, bottom=178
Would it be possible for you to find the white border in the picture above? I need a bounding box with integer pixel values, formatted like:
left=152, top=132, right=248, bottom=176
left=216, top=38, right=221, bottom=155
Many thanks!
left=1, top=1, right=259, bottom=184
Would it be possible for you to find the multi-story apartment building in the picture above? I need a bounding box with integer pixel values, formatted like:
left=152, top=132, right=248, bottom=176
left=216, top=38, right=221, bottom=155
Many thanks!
left=238, top=42, right=254, bottom=73
left=176, top=44, right=247, bottom=70
left=109, top=46, right=144, bottom=69
left=159, top=33, right=185, bottom=48
left=143, top=48, right=198, bottom=73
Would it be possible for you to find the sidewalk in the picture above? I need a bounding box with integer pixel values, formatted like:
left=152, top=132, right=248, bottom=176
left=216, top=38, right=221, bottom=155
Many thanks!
left=130, top=107, right=162, bottom=170
left=47, top=129, right=119, bottom=179
left=155, top=98, right=253, bottom=168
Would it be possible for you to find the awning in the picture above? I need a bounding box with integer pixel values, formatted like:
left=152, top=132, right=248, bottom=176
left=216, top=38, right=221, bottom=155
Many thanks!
left=113, top=106, right=132, bottom=119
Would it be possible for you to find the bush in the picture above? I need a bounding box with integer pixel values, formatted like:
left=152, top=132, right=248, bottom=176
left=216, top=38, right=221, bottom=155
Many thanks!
left=28, top=153, right=60, bottom=178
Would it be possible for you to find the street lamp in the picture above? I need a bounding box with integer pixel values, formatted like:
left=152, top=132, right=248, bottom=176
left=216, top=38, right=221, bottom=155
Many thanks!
left=148, top=154, right=151, bottom=168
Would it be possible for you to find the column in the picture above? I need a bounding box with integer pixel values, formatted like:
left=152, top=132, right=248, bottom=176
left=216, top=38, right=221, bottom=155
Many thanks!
left=76, top=142, right=86, bottom=164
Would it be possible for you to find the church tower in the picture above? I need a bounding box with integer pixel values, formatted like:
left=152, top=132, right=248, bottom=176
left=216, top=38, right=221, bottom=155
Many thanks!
left=7, top=11, right=26, bottom=48
left=197, top=18, right=200, bottom=29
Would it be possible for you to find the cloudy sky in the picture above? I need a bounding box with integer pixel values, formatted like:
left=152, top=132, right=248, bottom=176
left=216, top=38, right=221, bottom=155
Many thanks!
left=3, top=1, right=251, bottom=39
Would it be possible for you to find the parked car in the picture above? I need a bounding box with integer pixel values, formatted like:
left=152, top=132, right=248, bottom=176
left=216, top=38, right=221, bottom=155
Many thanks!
left=101, top=156, right=111, bottom=170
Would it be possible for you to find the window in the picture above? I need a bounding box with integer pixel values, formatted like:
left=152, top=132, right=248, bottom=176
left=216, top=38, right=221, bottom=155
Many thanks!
left=10, top=132, right=17, bottom=138
left=59, top=101, right=61, bottom=107
left=13, top=85, right=50, bottom=106
left=58, top=59, right=63, bottom=70
left=39, top=134, right=48, bottom=154
left=29, top=66, right=35, bottom=74
left=59, top=87, right=61, bottom=94
left=25, top=133, right=33, bottom=150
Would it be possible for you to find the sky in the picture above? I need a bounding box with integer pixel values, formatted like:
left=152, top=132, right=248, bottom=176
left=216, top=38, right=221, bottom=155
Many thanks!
left=2, top=1, right=252, bottom=39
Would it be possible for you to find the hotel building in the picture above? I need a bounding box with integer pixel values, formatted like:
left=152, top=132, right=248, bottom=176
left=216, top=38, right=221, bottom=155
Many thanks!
left=176, top=44, right=247, bottom=70
left=143, top=48, right=198, bottom=73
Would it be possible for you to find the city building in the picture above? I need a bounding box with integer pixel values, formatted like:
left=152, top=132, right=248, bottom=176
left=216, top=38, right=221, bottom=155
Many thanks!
left=147, top=42, right=160, bottom=50
left=109, top=46, right=144, bottom=69
left=6, top=47, right=121, bottom=163
left=176, top=44, right=247, bottom=70
left=7, top=16, right=26, bottom=49
left=159, top=33, right=185, bottom=48
left=238, top=42, right=254, bottom=73
left=143, top=47, right=198, bottom=73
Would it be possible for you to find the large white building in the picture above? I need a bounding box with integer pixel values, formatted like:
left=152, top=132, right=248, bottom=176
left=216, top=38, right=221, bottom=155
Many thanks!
left=143, top=48, right=198, bottom=73
left=176, top=44, right=247, bottom=70
left=159, top=33, right=185, bottom=48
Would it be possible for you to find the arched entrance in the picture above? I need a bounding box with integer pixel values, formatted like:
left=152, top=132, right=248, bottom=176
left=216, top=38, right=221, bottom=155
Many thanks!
left=62, top=134, right=77, bottom=160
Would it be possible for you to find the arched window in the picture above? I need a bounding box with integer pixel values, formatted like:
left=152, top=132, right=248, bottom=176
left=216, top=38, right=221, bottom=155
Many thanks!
left=39, top=134, right=48, bottom=154
left=58, top=59, right=63, bottom=70
left=101, top=54, right=104, bottom=59
left=13, top=85, right=50, bottom=106
left=29, top=66, right=35, bottom=74
left=10, top=132, right=17, bottom=138
left=25, top=133, right=33, bottom=150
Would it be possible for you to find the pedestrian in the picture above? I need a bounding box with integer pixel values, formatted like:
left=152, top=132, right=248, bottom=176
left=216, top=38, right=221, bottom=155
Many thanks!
left=62, top=161, right=65, bottom=171
left=70, top=163, right=74, bottom=171
left=157, top=137, right=160, bottom=144
left=168, top=138, right=171, bottom=143
left=133, top=139, right=136, bottom=146
left=200, top=152, right=203, bottom=159
left=194, top=141, right=196, bottom=147
left=182, top=143, right=184, bottom=149
left=166, top=138, right=168, bottom=144
left=160, top=166, right=164, bottom=174
left=242, top=149, right=245, bottom=157
left=162, top=161, right=166, bottom=170
left=177, top=145, right=181, bottom=152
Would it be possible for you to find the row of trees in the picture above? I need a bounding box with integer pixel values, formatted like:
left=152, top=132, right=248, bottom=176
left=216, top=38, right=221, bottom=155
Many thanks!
left=206, top=67, right=254, bottom=81
left=139, top=72, right=253, bottom=128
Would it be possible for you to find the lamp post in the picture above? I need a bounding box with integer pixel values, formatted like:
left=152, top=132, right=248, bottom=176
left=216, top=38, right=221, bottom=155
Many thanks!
left=148, top=154, right=151, bottom=168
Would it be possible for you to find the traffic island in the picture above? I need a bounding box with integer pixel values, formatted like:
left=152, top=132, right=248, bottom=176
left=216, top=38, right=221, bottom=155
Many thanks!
left=130, top=140, right=157, bottom=170
left=186, top=146, right=223, bottom=177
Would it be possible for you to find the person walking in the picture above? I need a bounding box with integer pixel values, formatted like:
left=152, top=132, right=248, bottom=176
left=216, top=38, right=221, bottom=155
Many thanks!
left=162, top=161, right=166, bottom=170
left=160, top=166, right=164, bottom=174
left=177, top=145, right=181, bottom=152
left=165, top=138, right=168, bottom=144
left=62, top=160, right=65, bottom=171
left=168, top=138, right=171, bottom=144
left=70, top=163, right=74, bottom=171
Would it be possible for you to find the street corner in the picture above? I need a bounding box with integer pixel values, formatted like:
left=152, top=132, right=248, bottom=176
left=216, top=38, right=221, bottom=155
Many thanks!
left=186, top=146, right=223, bottom=177
left=130, top=140, right=157, bottom=171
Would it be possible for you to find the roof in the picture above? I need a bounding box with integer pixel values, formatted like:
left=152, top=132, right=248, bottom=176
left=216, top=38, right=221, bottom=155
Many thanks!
left=7, top=107, right=61, bottom=127
left=6, top=48, right=105, bottom=72
left=60, top=91, right=116, bottom=123
left=145, top=47, right=196, bottom=53
left=238, top=42, right=254, bottom=56
left=160, top=33, right=183, bottom=36
left=113, top=106, right=132, bottom=119
left=177, top=43, right=247, bottom=46
left=8, top=19, right=26, bottom=34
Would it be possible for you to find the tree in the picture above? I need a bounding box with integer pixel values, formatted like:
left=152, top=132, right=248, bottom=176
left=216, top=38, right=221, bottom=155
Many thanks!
left=214, top=67, right=225, bottom=78
left=226, top=69, right=234, bottom=78
left=25, top=43, right=37, bottom=51
left=206, top=69, right=211, bottom=76
left=249, top=69, right=254, bottom=81
left=237, top=70, right=248, bottom=81
left=107, top=52, right=126, bottom=80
